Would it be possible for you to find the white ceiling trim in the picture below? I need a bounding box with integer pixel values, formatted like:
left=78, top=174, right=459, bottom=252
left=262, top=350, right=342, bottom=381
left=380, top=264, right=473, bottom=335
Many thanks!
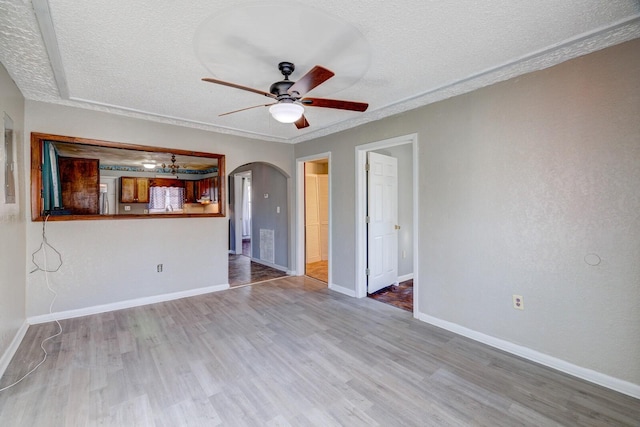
left=67, top=96, right=293, bottom=142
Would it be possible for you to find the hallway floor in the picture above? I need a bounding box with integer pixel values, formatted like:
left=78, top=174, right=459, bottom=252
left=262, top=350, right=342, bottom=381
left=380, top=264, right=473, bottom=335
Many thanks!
left=228, top=254, right=287, bottom=287
left=305, top=260, right=328, bottom=283
left=303, top=259, right=413, bottom=313
left=368, top=279, right=413, bottom=312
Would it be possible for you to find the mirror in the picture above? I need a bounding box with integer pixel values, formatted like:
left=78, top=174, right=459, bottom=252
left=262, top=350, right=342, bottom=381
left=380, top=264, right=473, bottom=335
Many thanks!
left=4, top=113, right=16, bottom=204
left=30, top=132, right=225, bottom=221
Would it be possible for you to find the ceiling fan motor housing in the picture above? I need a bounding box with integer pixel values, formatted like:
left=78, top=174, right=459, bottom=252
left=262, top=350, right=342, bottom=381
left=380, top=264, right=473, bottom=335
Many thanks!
left=270, top=80, right=296, bottom=98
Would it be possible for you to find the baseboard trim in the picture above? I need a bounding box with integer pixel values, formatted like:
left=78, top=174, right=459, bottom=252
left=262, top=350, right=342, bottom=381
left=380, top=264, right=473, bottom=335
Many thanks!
left=398, top=273, right=414, bottom=283
left=0, top=321, right=29, bottom=378
left=329, top=283, right=357, bottom=297
left=417, top=313, right=640, bottom=399
left=28, top=284, right=230, bottom=325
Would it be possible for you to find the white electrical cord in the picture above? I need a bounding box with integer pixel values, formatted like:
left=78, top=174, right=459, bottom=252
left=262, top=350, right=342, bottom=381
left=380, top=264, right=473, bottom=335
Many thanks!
left=0, top=215, right=63, bottom=392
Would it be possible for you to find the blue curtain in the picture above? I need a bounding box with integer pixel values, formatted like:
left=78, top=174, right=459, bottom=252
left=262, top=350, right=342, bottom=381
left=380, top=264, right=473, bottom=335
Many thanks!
left=42, top=141, right=62, bottom=211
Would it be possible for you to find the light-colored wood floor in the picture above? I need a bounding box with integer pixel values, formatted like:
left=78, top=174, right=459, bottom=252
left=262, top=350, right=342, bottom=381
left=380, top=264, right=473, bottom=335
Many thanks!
left=305, top=260, right=328, bottom=283
left=1, top=276, right=638, bottom=426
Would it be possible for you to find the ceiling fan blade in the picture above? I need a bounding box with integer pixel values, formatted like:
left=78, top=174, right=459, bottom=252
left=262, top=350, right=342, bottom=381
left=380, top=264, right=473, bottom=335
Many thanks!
left=219, top=103, right=276, bottom=117
left=202, top=78, right=277, bottom=99
left=301, top=97, right=368, bottom=112
left=287, top=66, right=335, bottom=97
left=294, top=115, right=310, bottom=129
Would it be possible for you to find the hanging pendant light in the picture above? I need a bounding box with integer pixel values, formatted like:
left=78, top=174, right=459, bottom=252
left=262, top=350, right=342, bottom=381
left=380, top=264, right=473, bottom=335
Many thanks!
left=162, top=154, right=181, bottom=175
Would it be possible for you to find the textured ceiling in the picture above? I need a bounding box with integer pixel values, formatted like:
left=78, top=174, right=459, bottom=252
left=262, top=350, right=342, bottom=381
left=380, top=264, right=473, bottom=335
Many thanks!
left=1, top=1, right=639, bottom=144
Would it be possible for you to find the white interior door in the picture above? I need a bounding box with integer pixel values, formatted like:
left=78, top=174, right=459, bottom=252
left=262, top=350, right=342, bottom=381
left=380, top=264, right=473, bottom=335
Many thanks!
left=367, top=152, right=398, bottom=294
left=318, top=174, right=329, bottom=261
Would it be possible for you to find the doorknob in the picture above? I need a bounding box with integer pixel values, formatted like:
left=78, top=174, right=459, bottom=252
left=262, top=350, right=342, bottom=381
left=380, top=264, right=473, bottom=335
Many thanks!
left=395, top=225, right=401, bottom=230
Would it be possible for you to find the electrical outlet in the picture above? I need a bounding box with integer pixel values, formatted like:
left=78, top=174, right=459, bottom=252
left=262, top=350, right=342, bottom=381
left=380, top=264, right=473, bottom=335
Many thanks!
left=124, top=205, right=131, bottom=211
left=512, top=294, right=524, bottom=310
left=402, top=250, right=407, bottom=259
left=157, top=264, right=163, bottom=272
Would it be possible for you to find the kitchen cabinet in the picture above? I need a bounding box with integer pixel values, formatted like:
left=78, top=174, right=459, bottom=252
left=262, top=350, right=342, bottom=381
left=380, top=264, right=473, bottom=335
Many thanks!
left=58, top=157, right=100, bottom=214
left=120, top=177, right=149, bottom=203
left=196, top=177, right=219, bottom=201
left=184, top=180, right=197, bottom=203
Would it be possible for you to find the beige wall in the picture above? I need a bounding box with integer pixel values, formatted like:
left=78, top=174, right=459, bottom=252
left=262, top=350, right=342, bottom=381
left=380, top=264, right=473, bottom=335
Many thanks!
left=24, top=101, right=294, bottom=317
left=0, top=62, right=27, bottom=370
left=295, top=39, right=640, bottom=387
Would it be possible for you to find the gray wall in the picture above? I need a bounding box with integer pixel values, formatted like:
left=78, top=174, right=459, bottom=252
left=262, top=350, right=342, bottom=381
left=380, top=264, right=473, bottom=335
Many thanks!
left=230, top=162, right=289, bottom=269
left=294, top=39, right=640, bottom=387
left=23, top=100, right=294, bottom=317
left=0, top=62, right=26, bottom=369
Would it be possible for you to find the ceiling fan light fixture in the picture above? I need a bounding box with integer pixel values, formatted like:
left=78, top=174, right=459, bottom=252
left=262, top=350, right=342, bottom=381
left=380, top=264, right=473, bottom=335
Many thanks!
left=269, top=103, right=304, bottom=123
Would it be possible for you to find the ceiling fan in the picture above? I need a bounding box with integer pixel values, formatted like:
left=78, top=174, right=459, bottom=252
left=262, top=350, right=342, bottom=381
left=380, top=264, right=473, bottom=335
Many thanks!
left=202, top=62, right=368, bottom=129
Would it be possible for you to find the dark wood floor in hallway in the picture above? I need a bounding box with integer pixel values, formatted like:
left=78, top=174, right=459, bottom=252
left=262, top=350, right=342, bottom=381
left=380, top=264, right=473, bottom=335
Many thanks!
left=1, top=276, right=638, bottom=426
left=368, top=279, right=413, bottom=312
left=228, top=254, right=286, bottom=287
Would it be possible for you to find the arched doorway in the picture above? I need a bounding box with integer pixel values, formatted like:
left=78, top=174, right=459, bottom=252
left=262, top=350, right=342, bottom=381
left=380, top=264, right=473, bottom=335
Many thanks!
left=228, top=162, right=290, bottom=287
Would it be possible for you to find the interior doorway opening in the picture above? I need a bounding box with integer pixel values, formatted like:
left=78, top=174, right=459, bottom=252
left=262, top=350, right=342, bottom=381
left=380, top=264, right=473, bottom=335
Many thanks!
left=355, top=134, right=419, bottom=315
left=228, top=163, right=289, bottom=287
left=296, top=153, right=331, bottom=287
left=304, top=159, right=329, bottom=282
left=235, top=171, right=252, bottom=257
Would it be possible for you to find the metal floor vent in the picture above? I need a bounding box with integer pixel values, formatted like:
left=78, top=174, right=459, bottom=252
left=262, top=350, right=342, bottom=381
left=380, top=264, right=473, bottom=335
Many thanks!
left=260, top=229, right=275, bottom=264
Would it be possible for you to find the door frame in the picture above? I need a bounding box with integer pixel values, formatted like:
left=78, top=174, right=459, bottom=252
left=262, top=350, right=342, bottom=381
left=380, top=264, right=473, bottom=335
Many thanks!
left=234, top=170, right=252, bottom=257
left=355, top=134, right=419, bottom=315
left=296, top=152, right=331, bottom=285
